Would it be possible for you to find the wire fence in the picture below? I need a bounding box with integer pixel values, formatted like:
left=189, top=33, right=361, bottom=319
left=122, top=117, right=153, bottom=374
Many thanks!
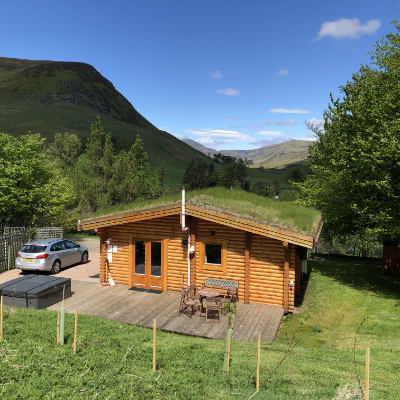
left=0, top=230, right=31, bottom=273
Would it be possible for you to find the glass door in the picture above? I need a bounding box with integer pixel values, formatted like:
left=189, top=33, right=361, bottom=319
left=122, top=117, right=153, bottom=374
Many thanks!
left=132, top=240, right=163, bottom=290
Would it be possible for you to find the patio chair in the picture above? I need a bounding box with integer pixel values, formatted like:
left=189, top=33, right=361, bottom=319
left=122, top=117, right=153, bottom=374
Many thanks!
left=187, top=284, right=201, bottom=310
left=178, top=289, right=196, bottom=318
left=205, top=297, right=221, bottom=323
left=223, top=287, right=238, bottom=303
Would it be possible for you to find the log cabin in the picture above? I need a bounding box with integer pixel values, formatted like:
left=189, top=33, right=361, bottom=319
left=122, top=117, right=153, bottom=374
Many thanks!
left=79, top=188, right=323, bottom=312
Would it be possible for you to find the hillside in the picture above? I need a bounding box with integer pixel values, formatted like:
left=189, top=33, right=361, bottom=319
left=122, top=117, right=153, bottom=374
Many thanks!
left=0, top=57, right=206, bottom=162
left=182, top=138, right=216, bottom=156
left=182, top=137, right=313, bottom=168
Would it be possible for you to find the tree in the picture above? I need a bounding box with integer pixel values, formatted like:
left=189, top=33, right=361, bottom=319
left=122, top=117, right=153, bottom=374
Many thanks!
left=73, top=118, right=161, bottom=211
left=284, top=167, right=307, bottom=184
left=46, top=132, right=82, bottom=168
left=297, top=21, right=400, bottom=238
left=183, top=159, right=213, bottom=190
left=250, top=179, right=271, bottom=197
left=223, top=158, right=247, bottom=188
left=0, top=132, right=75, bottom=220
left=109, top=135, right=161, bottom=204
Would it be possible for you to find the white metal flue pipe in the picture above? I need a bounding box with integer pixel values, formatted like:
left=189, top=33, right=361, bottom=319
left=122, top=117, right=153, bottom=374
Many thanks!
left=181, top=187, right=190, bottom=287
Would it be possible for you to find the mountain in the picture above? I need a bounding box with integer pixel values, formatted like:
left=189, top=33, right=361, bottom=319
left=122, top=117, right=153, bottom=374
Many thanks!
left=218, top=140, right=313, bottom=168
left=182, top=139, right=216, bottom=156
left=0, top=57, right=206, bottom=162
left=181, top=138, right=313, bottom=168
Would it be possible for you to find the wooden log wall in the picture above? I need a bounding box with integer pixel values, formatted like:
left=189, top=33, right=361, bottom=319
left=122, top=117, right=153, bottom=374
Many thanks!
left=295, top=248, right=301, bottom=295
left=98, top=214, right=297, bottom=310
left=189, top=217, right=197, bottom=286
left=249, top=237, right=295, bottom=311
left=99, top=215, right=188, bottom=287
left=195, top=218, right=246, bottom=301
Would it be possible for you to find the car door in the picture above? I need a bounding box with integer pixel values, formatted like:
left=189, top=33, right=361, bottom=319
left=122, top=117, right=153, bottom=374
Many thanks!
left=63, top=240, right=81, bottom=265
left=50, top=241, right=69, bottom=267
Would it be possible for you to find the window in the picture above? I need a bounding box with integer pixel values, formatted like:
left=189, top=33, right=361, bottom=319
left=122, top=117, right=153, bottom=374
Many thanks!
left=205, top=244, right=221, bottom=265
left=199, top=239, right=228, bottom=273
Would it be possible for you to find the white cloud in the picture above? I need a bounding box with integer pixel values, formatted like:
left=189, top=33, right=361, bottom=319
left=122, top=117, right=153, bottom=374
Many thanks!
left=216, top=88, right=240, bottom=96
left=263, top=120, right=273, bottom=126
left=306, top=117, right=325, bottom=131
left=224, top=117, right=246, bottom=121
left=315, top=18, right=381, bottom=40
left=210, top=70, right=222, bottom=79
left=269, top=108, right=312, bottom=114
left=185, top=129, right=253, bottom=146
left=243, top=124, right=261, bottom=129
left=253, top=130, right=288, bottom=137
left=276, top=119, right=297, bottom=126
left=276, top=69, right=289, bottom=76
left=299, top=132, right=318, bottom=141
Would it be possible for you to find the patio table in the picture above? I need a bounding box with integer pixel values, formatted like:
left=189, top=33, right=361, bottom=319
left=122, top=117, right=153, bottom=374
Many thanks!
left=198, top=289, right=220, bottom=316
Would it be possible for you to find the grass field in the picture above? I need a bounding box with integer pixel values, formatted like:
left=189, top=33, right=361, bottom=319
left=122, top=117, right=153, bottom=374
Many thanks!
left=1, top=258, right=398, bottom=399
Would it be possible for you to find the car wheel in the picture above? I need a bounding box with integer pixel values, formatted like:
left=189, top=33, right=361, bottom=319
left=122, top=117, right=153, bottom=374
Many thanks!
left=81, top=251, right=89, bottom=264
left=51, top=260, right=61, bottom=274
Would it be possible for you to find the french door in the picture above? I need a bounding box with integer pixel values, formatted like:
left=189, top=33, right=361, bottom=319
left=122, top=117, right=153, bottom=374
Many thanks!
left=131, top=240, right=163, bottom=290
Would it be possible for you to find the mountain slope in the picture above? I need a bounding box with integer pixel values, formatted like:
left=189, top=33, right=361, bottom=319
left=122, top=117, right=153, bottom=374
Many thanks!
left=0, top=57, right=206, bottom=162
left=182, top=139, right=216, bottom=156
left=181, top=138, right=313, bottom=168
left=219, top=140, right=313, bottom=168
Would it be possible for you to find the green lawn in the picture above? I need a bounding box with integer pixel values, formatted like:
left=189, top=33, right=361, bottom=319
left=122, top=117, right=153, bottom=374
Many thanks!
left=0, top=259, right=399, bottom=399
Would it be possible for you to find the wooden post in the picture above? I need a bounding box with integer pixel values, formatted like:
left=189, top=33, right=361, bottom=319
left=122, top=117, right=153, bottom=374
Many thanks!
left=190, top=218, right=197, bottom=286
left=365, top=348, right=370, bottom=400
left=153, top=319, right=156, bottom=372
left=7, top=245, right=11, bottom=270
left=73, top=309, right=78, bottom=354
left=0, top=295, right=3, bottom=340
left=257, top=332, right=261, bottom=389
left=283, top=242, right=290, bottom=313
left=244, top=232, right=251, bottom=304
left=57, top=310, right=60, bottom=344
left=226, top=330, right=232, bottom=374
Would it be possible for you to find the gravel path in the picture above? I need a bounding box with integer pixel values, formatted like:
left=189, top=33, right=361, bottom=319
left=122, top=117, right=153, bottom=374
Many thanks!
left=0, top=237, right=100, bottom=285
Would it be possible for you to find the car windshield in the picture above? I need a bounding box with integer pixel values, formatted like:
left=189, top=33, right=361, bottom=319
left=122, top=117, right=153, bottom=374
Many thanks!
left=21, top=245, right=47, bottom=253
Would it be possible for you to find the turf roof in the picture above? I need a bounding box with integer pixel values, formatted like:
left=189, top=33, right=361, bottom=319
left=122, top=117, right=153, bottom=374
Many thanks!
left=88, top=187, right=322, bottom=236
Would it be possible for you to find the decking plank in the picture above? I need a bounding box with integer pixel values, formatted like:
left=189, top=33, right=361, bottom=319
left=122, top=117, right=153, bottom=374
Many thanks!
left=46, top=283, right=283, bottom=342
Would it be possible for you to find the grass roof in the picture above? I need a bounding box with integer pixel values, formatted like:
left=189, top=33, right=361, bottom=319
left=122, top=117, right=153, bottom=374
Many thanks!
left=89, top=187, right=322, bottom=236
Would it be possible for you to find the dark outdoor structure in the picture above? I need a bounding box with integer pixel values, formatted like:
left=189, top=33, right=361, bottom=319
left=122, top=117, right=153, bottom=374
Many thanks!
left=383, top=241, right=400, bottom=276
left=0, top=275, right=71, bottom=309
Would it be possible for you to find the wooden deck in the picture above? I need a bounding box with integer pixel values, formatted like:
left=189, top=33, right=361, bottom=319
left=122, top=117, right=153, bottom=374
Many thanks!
left=47, top=279, right=284, bottom=342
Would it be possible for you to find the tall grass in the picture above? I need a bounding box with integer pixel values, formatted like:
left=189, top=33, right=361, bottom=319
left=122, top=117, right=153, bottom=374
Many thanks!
left=0, top=259, right=399, bottom=398
left=90, top=188, right=321, bottom=235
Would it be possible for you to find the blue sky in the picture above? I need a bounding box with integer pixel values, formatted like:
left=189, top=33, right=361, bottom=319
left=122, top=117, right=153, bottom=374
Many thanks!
left=1, top=1, right=398, bottom=150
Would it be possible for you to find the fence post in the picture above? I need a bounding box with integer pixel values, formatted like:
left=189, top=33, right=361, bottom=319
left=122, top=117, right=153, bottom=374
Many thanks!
left=7, top=244, right=11, bottom=270
left=365, top=348, right=370, bottom=400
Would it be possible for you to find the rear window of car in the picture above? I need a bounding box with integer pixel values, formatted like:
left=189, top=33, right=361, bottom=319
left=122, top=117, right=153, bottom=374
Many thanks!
left=21, top=245, right=47, bottom=253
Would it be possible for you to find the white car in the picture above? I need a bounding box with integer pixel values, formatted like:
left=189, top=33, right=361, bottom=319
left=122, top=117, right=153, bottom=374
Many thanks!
left=16, top=238, right=89, bottom=274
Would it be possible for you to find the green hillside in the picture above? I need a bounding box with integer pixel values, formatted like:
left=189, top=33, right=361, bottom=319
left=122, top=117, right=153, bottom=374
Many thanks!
left=219, top=139, right=313, bottom=168
left=0, top=57, right=206, bottom=163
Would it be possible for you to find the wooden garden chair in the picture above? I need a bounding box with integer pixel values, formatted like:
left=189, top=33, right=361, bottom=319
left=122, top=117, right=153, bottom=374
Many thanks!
left=205, top=297, right=221, bottom=323
left=178, top=289, right=196, bottom=318
left=223, top=287, right=238, bottom=303
left=187, top=284, right=201, bottom=310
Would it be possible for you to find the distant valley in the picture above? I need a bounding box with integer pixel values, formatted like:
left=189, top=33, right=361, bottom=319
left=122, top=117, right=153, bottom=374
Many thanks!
left=183, top=138, right=313, bottom=168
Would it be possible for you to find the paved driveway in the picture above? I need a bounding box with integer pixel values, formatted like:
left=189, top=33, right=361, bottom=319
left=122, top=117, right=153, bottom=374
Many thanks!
left=0, top=237, right=100, bottom=285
